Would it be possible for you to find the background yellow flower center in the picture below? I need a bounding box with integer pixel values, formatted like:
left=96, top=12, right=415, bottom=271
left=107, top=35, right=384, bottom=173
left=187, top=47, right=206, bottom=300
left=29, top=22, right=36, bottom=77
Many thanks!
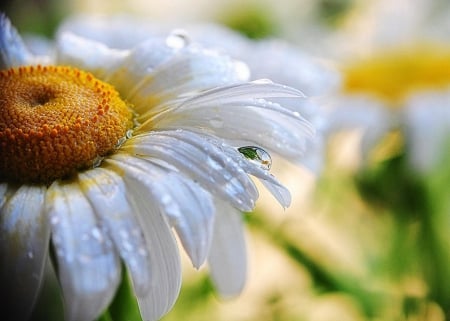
left=0, top=65, right=133, bottom=184
left=342, top=43, right=450, bottom=106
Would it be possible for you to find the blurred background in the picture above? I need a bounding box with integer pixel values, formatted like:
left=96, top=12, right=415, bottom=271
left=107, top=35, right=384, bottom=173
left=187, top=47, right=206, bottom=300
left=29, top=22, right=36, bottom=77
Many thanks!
left=2, top=0, right=450, bottom=320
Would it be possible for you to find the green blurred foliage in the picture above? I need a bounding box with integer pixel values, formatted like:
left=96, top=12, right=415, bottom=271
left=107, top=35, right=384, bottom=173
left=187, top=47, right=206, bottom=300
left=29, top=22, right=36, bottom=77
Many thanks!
left=219, top=4, right=279, bottom=40
left=101, top=268, right=143, bottom=321
left=315, top=0, right=354, bottom=26
left=0, top=0, right=66, bottom=37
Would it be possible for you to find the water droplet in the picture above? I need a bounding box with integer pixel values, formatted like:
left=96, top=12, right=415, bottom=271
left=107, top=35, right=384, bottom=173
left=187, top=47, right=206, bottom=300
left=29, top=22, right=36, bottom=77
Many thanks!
left=238, top=146, right=272, bottom=170
left=166, top=29, right=190, bottom=49
left=252, top=79, right=273, bottom=85
left=91, top=227, right=103, bottom=242
left=92, top=155, right=104, bottom=168
left=115, top=136, right=127, bottom=149
left=50, top=215, right=59, bottom=226
left=126, top=129, right=133, bottom=139
left=235, top=61, right=250, bottom=80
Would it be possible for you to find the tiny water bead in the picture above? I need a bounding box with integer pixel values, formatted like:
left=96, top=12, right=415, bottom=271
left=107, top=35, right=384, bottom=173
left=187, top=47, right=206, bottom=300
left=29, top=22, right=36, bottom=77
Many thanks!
left=0, top=65, right=133, bottom=184
left=165, top=30, right=190, bottom=49
left=238, top=146, right=272, bottom=170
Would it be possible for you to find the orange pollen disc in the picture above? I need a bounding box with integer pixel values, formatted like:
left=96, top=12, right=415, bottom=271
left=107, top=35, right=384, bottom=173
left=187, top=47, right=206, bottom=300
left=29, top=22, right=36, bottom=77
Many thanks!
left=0, top=65, right=133, bottom=184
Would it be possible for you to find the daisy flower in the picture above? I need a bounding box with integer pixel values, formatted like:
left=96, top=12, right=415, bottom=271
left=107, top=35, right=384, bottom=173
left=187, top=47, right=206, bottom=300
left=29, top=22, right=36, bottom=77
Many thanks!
left=0, top=13, right=315, bottom=321
left=323, top=0, right=450, bottom=173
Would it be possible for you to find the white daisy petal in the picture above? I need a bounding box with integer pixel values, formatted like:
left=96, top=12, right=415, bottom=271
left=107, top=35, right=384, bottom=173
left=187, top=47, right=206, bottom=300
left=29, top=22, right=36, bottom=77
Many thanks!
left=0, top=184, right=49, bottom=320
left=105, top=37, right=179, bottom=94
left=56, top=32, right=127, bottom=79
left=243, top=40, right=341, bottom=96
left=177, top=80, right=308, bottom=112
left=107, top=154, right=215, bottom=268
left=78, top=168, right=152, bottom=296
left=106, top=157, right=182, bottom=320
left=234, top=160, right=292, bottom=208
left=23, top=34, right=53, bottom=56
left=259, top=179, right=292, bottom=208
left=57, top=14, right=166, bottom=49
left=150, top=82, right=314, bottom=160
left=125, top=130, right=259, bottom=211
left=128, top=47, right=249, bottom=116
left=186, top=23, right=340, bottom=96
left=46, top=180, right=121, bottom=321
left=160, top=107, right=311, bottom=159
left=160, top=173, right=215, bottom=268
left=0, top=14, right=35, bottom=68
left=208, top=199, right=247, bottom=298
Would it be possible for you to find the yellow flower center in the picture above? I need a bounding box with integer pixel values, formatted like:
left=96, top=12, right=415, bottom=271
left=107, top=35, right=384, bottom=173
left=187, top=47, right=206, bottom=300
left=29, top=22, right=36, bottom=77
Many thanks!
left=0, top=65, right=133, bottom=184
left=342, top=43, right=450, bottom=106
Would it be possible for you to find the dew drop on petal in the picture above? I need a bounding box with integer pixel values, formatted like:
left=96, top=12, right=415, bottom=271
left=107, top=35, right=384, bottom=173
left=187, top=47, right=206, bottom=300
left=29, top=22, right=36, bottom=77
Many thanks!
left=91, top=227, right=103, bottom=242
left=92, top=155, right=104, bottom=168
left=252, top=78, right=274, bottom=85
left=50, top=215, right=59, bottom=226
left=238, top=146, right=272, bottom=170
left=115, top=136, right=127, bottom=149
left=165, top=29, right=190, bottom=49
left=235, top=61, right=251, bottom=80
left=126, top=129, right=133, bottom=139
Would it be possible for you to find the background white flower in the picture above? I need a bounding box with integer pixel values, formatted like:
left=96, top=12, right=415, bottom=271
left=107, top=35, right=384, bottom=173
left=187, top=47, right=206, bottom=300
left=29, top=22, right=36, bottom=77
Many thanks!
left=320, top=0, right=450, bottom=173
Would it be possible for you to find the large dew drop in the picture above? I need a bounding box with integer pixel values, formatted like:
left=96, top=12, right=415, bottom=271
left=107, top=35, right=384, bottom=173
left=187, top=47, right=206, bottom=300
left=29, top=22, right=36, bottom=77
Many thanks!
left=238, top=146, right=272, bottom=170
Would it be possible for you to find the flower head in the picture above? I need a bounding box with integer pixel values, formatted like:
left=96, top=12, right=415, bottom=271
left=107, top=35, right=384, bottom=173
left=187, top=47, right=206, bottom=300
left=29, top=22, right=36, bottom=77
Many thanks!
left=0, top=13, right=315, bottom=321
left=342, top=43, right=450, bottom=107
left=324, top=0, right=450, bottom=172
